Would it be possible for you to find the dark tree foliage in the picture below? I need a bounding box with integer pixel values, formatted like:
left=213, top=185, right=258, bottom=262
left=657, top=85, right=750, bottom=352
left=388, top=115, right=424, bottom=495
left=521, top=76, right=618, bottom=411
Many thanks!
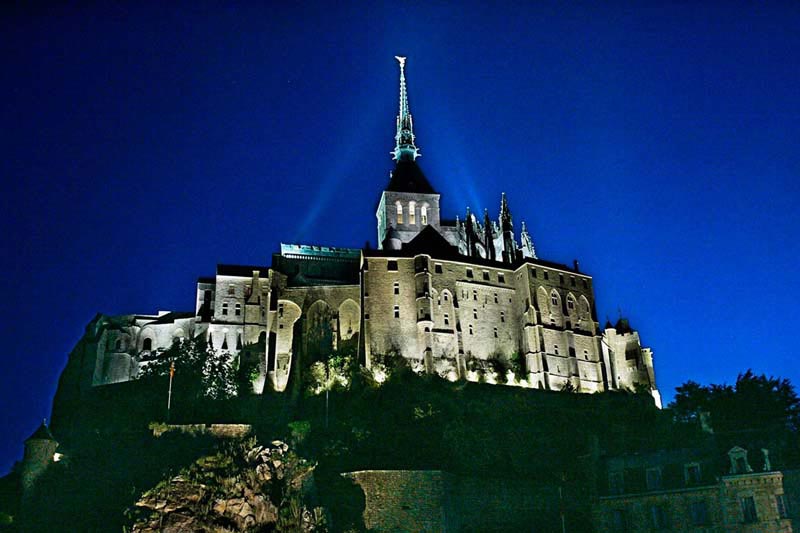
left=669, top=370, right=800, bottom=466
left=137, top=336, right=237, bottom=402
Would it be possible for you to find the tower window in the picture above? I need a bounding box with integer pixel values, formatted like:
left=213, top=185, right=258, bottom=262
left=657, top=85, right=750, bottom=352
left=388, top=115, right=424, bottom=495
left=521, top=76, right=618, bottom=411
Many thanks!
left=394, top=306, right=400, bottom=318
left=443, top=293, right=448, bottom=302
left=583, top=279, right=588, bottom=288
left=222, top=303, right=229, bottom=316
left=115, top=339, right=123, bottom=351
left=473, top=290, right=478, bottom=301
left=483, top=271, right=490, bottom=281
left=278, top=304, right=284, bottom=318
left=434, top=263, right=442, bottom=274
left=500, top=311, right=505, bottom=322
left=494, top=293, right=498, bottom=303
left=473, top=308, right=478, bottom=319
left=559, top=274, right=565, bottom=284
left=466, top=268, right=473, bottom=278
left=570, top=276, right=576, bottom=287
left=444, top=314, right=449, bottom=326
left=498, top=273, right=505, bottom=284
left=469, top=324, right=473, bottom=335
left=235, top=303, right=241, bottom=316
left=408, top=201, right=416, bottom=225
left=396, top=203, right=403, bottom=224
left=551, top=293, right=558, bottom=306
left=543, top=271, right=549, bottom=280
left=421, top=205, right=428, bottom=225
left=394, top=282, right=400, bottom=295
left=554, top=344, right=559, bottom=355
left=228, top=284, right=235, bottom=295
left=567, top=296, right=575, bottom=310
left=493, top=327, right=498, bottom=338
left=387, top=260, right=398, bottom=271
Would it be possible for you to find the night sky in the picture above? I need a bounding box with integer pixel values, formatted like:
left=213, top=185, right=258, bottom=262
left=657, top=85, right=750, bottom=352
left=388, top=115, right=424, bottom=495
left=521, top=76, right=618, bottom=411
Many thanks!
left=2, top=2, right=799, bottom=474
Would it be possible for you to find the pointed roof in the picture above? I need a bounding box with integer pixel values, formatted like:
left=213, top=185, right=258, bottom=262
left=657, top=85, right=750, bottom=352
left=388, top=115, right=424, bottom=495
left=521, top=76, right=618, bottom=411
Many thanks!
left=404, top=225, right=459, bottom=255
left=386, top=159, right=436, bottom=194
left=26, top=420, right=55, bottom=442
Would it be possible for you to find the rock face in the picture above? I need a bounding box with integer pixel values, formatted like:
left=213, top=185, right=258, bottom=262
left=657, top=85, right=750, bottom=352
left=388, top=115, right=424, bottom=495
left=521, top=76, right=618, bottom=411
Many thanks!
left=130, top=439, right=325, bottom=532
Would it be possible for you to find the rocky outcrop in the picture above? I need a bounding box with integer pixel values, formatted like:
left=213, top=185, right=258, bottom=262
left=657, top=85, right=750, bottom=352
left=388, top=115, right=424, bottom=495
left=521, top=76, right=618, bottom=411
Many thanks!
left=129, top=438, right=326, bottom=532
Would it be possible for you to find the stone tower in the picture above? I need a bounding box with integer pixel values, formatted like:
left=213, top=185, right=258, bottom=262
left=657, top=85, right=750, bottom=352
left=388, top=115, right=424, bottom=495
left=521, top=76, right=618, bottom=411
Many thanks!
left=20, top=420, right=59, bottom=492
left=377, top=57, right=441, bottom=249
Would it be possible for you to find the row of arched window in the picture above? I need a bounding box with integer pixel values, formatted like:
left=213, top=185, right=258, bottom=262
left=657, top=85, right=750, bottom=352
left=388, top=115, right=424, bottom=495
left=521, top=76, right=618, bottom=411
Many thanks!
left=396, top=201, right=428, bottom=226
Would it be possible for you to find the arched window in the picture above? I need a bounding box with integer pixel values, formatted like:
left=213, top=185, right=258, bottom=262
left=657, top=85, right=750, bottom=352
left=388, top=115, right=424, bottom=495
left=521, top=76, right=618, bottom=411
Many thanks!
left=396, top=202, right=404, bottom=224
left=551, top=292, right=559, bottom=307
left=444, top=314, right=450, bottom=326
left=408, top=201, right=416, bottom=225
left=115, top=339, right=123, bottom=351
left=142, top=338, right=153, bottom=351
left=567, top=295, right=575, bottom=311
left=421, top=205, right=428, bottom=225
left=468, top=324, right=473, bottom=335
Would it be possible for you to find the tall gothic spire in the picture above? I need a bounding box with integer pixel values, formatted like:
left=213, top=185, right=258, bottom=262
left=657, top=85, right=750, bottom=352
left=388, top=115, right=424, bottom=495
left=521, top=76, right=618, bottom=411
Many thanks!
left=392, top=56, right=420, bottom=161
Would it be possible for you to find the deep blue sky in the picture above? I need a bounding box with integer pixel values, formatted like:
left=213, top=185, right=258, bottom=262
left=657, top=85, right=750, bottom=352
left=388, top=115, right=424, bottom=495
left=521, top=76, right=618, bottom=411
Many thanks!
left=1, top=2, right=798, bottom=474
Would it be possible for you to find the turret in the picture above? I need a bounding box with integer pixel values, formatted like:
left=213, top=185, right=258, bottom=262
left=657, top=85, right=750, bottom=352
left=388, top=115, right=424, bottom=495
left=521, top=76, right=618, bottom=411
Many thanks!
left=499, top=193, right=517, bottom=263
left=20, top=420, right=59, bottom=491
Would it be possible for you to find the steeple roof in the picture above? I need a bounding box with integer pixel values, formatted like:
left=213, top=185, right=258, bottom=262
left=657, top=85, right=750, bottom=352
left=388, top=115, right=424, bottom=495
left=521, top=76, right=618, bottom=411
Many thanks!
left=26, top=420, right=55, bottom=442
left=386, top=159, right=436, bottom=194
left=392, top=56, right=420, bottom=162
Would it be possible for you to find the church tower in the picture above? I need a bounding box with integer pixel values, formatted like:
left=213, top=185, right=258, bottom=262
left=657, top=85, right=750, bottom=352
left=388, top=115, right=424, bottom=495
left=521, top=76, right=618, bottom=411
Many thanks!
left=377, top=57, right=441, bottom=250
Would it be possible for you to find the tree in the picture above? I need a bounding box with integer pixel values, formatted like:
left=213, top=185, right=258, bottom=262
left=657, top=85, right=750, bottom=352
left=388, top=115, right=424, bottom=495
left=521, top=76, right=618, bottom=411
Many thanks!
left=137, top=336, right=237, bottom=403
left=670, top=370, right=800, bottom=440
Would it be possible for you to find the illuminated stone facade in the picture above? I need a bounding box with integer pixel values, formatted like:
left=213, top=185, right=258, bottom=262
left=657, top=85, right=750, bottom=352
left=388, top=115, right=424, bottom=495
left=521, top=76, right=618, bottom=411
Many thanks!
left=70, top=58, right=659, bottom=402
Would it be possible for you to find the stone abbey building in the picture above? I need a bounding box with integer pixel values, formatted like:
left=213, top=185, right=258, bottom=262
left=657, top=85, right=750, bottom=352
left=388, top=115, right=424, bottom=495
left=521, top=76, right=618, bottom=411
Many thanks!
left=70, top=58, right=660, bottom=405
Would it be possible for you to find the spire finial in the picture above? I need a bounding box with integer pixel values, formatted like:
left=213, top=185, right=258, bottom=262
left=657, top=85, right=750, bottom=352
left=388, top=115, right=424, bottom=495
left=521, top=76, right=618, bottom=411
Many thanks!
left=392, top=56, right=420, bottom=161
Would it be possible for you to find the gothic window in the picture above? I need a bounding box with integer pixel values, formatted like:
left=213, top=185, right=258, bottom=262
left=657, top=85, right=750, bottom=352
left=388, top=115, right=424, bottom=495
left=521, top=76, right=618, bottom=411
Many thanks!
left=444, top=314, right=449, bottom=326
left=222, top=303, right=229, bottom=316
left=396, top=202, right=403, bottom=224
left=235, top=303, right=241, bottom=316
left=394, top=282, right=400, bottom=295
left=421, top=205, right=428, bottom=225
left=498, top=273, right=505, bottom=284
left=567, top=295, right=575, bottom=311
left=142, top=338, right=152, bottom=351
left=408, top=201, right=416, bottom=225
left=394, top=306, right=400, bottom=318
left=551, top=292, right=559, bottom=307
left=228, top=284, right=235, bottom=295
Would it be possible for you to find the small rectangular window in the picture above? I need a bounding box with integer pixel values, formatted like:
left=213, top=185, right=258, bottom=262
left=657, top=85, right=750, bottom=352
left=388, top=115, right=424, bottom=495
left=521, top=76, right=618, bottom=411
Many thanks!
left=393, top=282, right=400, bottom=295
left=559, top=273, right=564, bottom=284
left=364, top=313, right=370, bottom=320
left=482, top=271, right=489, bottom=281
left=493, top=327, right=498, bottom=338
left=435, top=263, right=443, bottom=274
left=494, top=293, right=498, bottom=303
left=393, top=306, right=400, bottom=318
left=466, top=268, right=473, bottom=278
left=473, top=308, right=478, bottom=319
left=387, top=260, right=398, bottom=271
left=498, top=273, right=505, bottom=284
left=543, top=271, right=549, bottom=280
left=235, top=303, right=241, bottom=316
left=684, top=463, right=701, bottom=485
left=583, top=279, right=588, bottom=288
left=570, top=276, right=576, bottom=287
left=646, top=468, right=663, bottom=491
left=500, top=311, right=505, bottom=322
left=222, top=303, right=229, bottom=316
left=228, top=285, right=235, bottom=295
left=777, top=495, right=788, bottom=519
left=741, top=496, right=757, bottom=523
left=279, top=304, right=284, bottom=318
left=444, top=314, right=449, bottom=326
left=531, top=268, right=536, bottom=278
left=473, top=290, right=477, bottom=301
left=690, top=501, right=708, bottom=526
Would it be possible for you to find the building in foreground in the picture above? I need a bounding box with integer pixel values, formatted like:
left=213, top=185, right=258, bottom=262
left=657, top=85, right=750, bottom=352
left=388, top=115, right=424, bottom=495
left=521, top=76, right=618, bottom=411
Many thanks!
left=62, top=57, right=660, bottom=404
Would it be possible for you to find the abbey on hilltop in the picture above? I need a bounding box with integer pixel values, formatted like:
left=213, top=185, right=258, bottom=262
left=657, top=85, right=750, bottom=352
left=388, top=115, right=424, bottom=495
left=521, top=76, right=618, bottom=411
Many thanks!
left=64, top=57, right=660, bottom=404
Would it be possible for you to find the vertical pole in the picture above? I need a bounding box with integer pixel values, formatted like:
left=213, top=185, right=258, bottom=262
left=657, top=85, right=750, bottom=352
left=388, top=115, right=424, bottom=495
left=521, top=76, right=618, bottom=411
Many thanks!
left=167, top=361, right=174, bottom=421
